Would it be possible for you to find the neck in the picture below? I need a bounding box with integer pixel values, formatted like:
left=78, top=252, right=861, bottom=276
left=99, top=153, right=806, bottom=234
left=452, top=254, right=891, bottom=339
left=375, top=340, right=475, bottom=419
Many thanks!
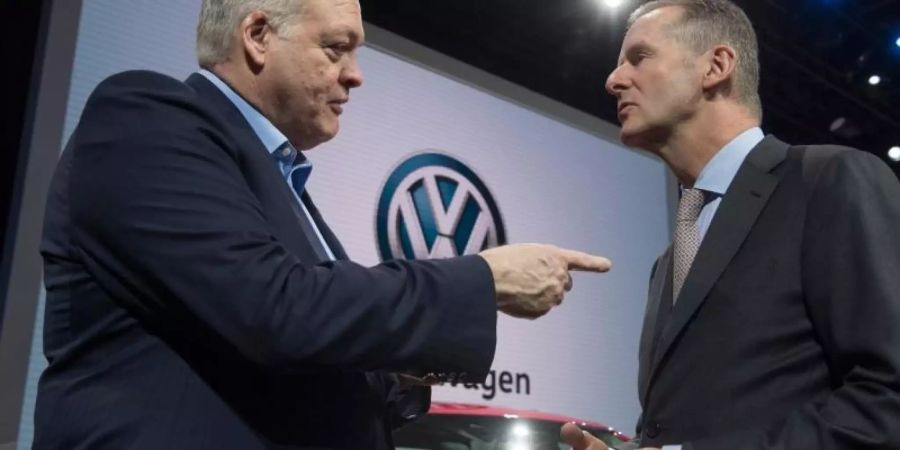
left=209, top=63, right=314, bottom=148
left=655, top=104, right=759, bottom=187
left=209, top=63, right=268, bottom=116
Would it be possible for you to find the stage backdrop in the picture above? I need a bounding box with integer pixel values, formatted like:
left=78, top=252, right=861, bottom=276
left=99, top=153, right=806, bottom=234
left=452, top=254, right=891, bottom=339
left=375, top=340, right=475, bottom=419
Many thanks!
left=16, top=1, right=672, bottom=446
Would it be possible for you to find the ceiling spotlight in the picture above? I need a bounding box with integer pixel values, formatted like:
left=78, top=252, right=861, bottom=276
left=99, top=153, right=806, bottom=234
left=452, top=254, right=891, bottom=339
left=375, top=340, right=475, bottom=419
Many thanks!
left=829, top=116, right=862, bottom=139
left=829, top=117, right=846, bottom=132
left=889, top=146, right=900, bottom=162
left=868, top=75, right=882, bottom=86
left=603, top=0, right=626, bottom=8
left=895, top=37, right=900, bottom=48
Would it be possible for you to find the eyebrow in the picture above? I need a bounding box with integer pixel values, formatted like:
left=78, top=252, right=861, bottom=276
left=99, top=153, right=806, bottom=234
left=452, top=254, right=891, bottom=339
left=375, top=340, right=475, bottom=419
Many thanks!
left=331, top=26, right=364, bottom=46
left=618, top=41, right=653, bottom=65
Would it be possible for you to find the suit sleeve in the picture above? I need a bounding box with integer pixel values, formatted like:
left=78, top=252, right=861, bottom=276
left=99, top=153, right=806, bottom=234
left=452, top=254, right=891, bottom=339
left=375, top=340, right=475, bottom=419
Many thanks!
left=685, top=150, right=900, bottom=449
left=66, top=73, right=497, bottom=379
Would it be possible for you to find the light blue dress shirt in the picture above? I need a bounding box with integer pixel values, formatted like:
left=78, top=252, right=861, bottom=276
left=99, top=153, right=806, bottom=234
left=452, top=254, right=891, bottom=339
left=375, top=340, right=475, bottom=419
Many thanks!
left=199, top=70, right=335, bottom=261
left=691, top=127, right=765, bottom=242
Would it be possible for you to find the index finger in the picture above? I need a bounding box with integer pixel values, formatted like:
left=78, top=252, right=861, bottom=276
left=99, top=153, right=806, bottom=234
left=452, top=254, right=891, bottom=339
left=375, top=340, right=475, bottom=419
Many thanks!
left=558, top=249, right=612, bottom=272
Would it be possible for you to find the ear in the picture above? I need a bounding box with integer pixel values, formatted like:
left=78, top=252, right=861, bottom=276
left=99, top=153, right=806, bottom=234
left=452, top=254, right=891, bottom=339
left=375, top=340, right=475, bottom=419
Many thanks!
left=702, top=44, right=737, bottom=92
left=239, top=11, right=273, bottom=68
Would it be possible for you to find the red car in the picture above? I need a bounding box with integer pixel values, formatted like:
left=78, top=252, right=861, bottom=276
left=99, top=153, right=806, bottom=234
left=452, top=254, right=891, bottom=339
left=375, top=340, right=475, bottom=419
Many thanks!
left=394, top=402, right=631, bottom=449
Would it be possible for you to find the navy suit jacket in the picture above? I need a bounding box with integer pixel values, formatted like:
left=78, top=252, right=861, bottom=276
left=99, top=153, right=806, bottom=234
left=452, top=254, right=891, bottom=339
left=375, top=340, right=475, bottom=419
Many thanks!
left=625, top=137, right=900, bottom=449
left=34, top=71, right=497, bottom=449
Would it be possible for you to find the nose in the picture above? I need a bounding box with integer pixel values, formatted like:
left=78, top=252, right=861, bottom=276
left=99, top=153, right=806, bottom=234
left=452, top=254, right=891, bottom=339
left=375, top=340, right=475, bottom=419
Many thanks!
left=341, top=54, right=364, bottom=89
left=605, top=65, right=628, bottom=97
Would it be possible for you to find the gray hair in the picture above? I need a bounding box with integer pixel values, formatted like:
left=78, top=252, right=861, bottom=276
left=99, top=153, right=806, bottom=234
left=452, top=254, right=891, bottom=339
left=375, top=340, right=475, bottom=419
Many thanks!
left=197, top=0, right=304, bottom=69
left=628, top=0, right=762, bottom=118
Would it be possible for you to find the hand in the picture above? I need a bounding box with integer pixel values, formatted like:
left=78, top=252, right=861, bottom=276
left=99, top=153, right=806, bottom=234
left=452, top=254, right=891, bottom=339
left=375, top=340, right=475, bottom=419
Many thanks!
left=397, top=373, right=440, bottom=386
left=561, top=422, right=610, bottom=450
left=478, top=244, right=611, bottom=319
left=561, top=423, right=660, bottom=450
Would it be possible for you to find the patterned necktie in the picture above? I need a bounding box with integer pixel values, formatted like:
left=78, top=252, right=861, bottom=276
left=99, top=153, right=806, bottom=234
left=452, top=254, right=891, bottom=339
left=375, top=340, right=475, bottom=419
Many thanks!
left=673, top=188, right=706, bottom=304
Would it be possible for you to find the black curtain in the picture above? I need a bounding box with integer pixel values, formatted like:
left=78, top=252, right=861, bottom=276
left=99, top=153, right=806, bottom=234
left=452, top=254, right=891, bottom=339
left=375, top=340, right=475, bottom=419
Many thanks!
left=0, top=0, right=49, bottom=323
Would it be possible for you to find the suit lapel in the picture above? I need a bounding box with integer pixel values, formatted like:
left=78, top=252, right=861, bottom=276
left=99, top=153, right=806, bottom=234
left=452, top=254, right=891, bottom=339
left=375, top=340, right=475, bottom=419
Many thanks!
left=639, top=247, right=672, bottom=401
left=185, top=73, right=329, bottom=263
left=301, top=192, right=349, bottom=260
left=647, top=136, right=789, bottom=385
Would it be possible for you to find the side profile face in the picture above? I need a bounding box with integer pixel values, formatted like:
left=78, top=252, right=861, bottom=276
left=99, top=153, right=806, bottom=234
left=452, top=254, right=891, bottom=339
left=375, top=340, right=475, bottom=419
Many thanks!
left=605, top=6, right=706, bottom=151
left=258, top=0, right=365, bottom=149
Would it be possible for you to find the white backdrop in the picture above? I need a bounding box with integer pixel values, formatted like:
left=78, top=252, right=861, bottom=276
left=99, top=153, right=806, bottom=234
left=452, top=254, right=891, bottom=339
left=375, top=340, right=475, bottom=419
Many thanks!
left=18, top=1, right=672, bottom=446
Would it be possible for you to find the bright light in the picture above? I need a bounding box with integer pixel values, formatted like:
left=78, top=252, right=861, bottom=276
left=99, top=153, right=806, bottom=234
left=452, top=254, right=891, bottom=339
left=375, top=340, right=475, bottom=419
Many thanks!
left=512, top=423, right=530, bottom=438
left=603, top=0, right=625, bottom=8
left=888, top=146, right=900, bottom=162
left=509, top=445, right=530, bottom=450
left=895, top=37, right=900, bottom=48
left=868, top=75, right=882, bottom=86
left=829, top=117, right=846, bottom=132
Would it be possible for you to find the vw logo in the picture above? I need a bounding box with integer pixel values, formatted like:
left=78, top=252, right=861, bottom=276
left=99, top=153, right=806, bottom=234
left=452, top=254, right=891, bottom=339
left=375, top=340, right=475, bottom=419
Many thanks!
left=376, top=152, right=506, bottom=261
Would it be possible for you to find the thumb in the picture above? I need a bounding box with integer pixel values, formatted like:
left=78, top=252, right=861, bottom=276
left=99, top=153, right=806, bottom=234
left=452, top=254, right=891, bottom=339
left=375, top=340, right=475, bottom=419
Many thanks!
left=561, top=422, right=608, bottom=449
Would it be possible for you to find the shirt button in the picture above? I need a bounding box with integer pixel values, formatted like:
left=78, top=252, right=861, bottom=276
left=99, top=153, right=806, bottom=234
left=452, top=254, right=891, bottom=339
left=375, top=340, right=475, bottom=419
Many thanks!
left=281, top=147, right=292, bottom=157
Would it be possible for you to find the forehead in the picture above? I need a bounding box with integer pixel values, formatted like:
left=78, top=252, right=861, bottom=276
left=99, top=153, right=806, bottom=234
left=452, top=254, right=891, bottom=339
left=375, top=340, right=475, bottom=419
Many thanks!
left=300, top=0, right=364, bottom=36
left=622, top=6, right=683, bottom=48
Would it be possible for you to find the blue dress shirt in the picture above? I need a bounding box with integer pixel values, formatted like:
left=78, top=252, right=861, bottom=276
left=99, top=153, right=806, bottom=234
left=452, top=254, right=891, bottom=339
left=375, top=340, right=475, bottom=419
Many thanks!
left=691, top=127, right=765, bottom=242
left=199, top=69, right=335, bottom=260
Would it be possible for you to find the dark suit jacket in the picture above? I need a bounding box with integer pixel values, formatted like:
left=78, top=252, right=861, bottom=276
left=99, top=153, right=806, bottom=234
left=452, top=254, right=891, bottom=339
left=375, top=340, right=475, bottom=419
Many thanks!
left=627, top=136, right=900, bottom=449
left=34, top=71, right=498, bottom=450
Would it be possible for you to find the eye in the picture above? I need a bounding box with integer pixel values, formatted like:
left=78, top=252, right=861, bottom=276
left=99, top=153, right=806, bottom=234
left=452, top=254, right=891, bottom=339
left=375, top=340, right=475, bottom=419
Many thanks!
left=629, top=50, right=650, bottom=66
left=324, top=43, right=350, bottom=61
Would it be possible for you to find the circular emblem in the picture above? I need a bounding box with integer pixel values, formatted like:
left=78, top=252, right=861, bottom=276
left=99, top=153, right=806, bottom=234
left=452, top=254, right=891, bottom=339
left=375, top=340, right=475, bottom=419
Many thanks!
left=376, top=152, right=506, bottom=261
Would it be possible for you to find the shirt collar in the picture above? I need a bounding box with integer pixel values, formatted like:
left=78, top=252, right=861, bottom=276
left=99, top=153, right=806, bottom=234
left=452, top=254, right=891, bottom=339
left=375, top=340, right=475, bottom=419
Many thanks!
left=199, top=70, right=314, bottom=192
left=199, top=69, right=291, bottom=158
left=693, top=127, right=764, bottom=196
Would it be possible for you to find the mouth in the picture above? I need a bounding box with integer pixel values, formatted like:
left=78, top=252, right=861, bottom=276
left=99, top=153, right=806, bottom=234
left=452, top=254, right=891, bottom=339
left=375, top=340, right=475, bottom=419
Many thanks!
left=329, top=99, right=348, bottom=115
left=617, top=102, right=636, bottom=121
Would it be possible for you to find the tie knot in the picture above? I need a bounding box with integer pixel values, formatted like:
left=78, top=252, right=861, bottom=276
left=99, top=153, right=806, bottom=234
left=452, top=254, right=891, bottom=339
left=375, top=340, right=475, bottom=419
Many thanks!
left=676, top=188, right=705, bottom=222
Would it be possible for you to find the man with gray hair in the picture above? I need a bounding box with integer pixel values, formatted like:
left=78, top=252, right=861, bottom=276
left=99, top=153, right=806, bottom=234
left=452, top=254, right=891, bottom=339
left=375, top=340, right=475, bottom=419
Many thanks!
left=33, top=0, right=612, bottom=448
left=563, top=0, right=900, bottom=449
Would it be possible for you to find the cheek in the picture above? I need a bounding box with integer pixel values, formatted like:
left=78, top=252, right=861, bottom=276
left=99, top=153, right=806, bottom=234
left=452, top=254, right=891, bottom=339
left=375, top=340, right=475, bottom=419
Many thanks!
left=301, top=74, right=334, bottom=108
left=644, top=76, right=682, bottom=109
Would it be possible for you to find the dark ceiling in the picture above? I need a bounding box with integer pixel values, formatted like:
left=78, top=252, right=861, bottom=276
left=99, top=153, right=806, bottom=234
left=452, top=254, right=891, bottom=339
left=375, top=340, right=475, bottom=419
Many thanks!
left=362, top=0, right=900, bottom=178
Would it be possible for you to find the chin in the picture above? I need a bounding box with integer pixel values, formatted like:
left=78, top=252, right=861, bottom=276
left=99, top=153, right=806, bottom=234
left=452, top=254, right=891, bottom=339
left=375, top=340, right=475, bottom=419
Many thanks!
left=319, top=127, right=339, bottom=145
left=319, top=116, right=340, bottom=139
left=301, top=125, right=340, bottom=150
left=620, top=128, right=655, bottom=152
left=619, top=124, right=642, bottom=147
